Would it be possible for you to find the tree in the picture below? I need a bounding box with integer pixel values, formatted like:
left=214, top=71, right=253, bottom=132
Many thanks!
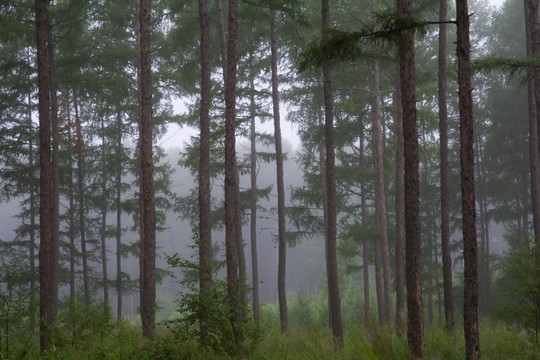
left=35, top=0, right=52, bottom=352
left=271, top=13, right=289, bottom=334
left=457, top=0, right=480, bottom=358
left=322, top=0, right=343, bottom=347
left=139, top=0, right=156, bottom=339
left=198, top=0, right=212, bottom=345
left=224, top=0, right=243, bottom=352
left=438, top=0, right=454, bottom=331
left=397, top=0, right=425, bottom=357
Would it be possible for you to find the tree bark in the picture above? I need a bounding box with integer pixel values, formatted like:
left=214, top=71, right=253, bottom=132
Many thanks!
left=100, top=118, right=109, bottom=311
left=394, top=58, right=406, bottom=335
left=139, top=0, right=156, bottom=339
left=360, top=133, right=370, bottom=324
left=322, top=0, right=344, bottom=347
left=73, top=90, right=90, bottom=307
left=66, top=95, right=75, bottom=305
left=28, top=90, right=37, bottom=333
left=457, top=0, right=480, bottom=358
left=372, top=60, right=393, bottom=323
left=35, top=0, right=51, bottom=346
left=47, top=20, right=60, bottom=318
left=271, top=14, right=289, bottom=334
left=397, top=0, right=424, bottom=357
left=116, top=111, right=123, bottom=321
left=198, top=0, right=213, bottom=345
left=249, top=54, right=260, bottom=325
left=439, top=0, right=455, bottom=331
left=224, top=0, right=242, bottom=352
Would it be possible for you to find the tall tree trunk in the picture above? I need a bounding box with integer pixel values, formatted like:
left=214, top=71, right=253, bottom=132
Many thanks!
left=397, top=0, right=424, bottom=357
left=360, top=133, right=370, bottom=323
left=234, top=170, right=248, bottom=321
left=140, top=0, right=156, bottom=339
left=116, top=111, right=123, bottom=321
left=28, top=90, right=37, bottom=333
left=74, top=90, right=90, bottom=307
left=373, top=60, right=393, bottom=323
left=439, top=0, right=454, bottom=331
left=394, top=59, right=406, bottom=335
left=224, top=0, right=242, bottom=352
left=249, top=54, right=260, bottom=325
left=100, top=119, right=109, bottom=311
left=322, top=0, right=344, bottom=347
left=457, top=0, right=480, bottom=358
left=34, top=0, right=52, bottom=352
left=271, top=14, right=289, bottom=334
left=198, top=0, right=213, bottom=344
left=47, top=19, right=59, bottom=318
left=66, top=95, right=75, bottom=305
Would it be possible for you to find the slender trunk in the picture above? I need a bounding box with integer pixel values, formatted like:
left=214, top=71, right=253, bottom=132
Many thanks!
left=271, top=14, right=289, bottom=334
left=66, top=96, right=75, bottom=304
left=198, top=0, right=213, bottom=344
left=457, top=0, right=480, bottom=358
left=28, top=89, right=37, bottom=333
left=394, top=58, right=406, bottom=335
left=360, top=134, right=370, bottom=323
left=140, top=0, right=156, bottom=338
left=439, top=0, right=454, bottom=331
left=47, top=20, right=59, bottom=318
left=397, top=0, right=424, bottom=357
left=322, top=0, right=343, bottom=347
left=100, top=119, right=109, bottom=311
left=474, top=140, right=486, bottom=315
left=116, top=111, right=123, bottom=321
left=248, top=55, right=260, bottom=325
left=373, top=60, right=392, bottom=323
left=224, top=0, right=242, bottom=352
left=74, top=90, right=90, bottom=307
left=234, top=169, right=248, bottom=321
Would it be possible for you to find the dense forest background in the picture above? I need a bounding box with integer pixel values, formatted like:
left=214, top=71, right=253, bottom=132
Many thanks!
left=1, top=0, right=539, bottom=358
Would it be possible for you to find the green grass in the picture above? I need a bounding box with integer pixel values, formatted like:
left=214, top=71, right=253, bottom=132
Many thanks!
left=2, top=318, right=538, bottom=359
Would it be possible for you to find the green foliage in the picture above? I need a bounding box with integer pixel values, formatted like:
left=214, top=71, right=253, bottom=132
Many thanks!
left=493, top=238, right=540, bottom=342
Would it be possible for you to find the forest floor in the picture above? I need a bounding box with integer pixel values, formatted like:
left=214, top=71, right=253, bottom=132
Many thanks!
left=4, top=316, right=538, bottom=359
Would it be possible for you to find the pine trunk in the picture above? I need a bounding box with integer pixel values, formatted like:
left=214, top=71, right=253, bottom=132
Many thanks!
left=139, top=0, right=156, bottom=339
left=322, top=0, right=343, bottom=347
left=35, top=0, right=52, bottom=347
left=101, top=119, right=109, bottom=311
left=457, top=0, right=480, bottom=358
left=116, top=111, right=123, bottom=321
left=397, top=0, right=424, bottom=357
left=198, top=0, right=213, bottom=344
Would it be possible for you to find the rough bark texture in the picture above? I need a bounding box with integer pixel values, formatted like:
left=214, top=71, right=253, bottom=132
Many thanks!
left=224, top=0, right=242, bottom=352
left=439, top=0, right=455, bottom=331
left=394, top=59, right=406, bottom=335
left=457, top=0, right=480, bottom=358
left=397, top=0, right=424, bottom=357
left=249, top=56, right=260, bottom=325
left=74, top=90, right=90, bottom=307
left=322, top=0, right=344, bottom=347
left=47, top=22, right=60, bottom=317
left=140, top=0, right=156, bottom=339
left=271, top=15, right=289, bottom=334
left=198, top=0, right=212, bottom=344
left=373, top=60, right=393, bottom=323
left=35, top=0, right=52, bottom=350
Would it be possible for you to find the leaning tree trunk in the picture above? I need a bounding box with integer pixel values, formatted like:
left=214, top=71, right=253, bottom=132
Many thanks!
left=35, top=0, right=52, bottom=349
left=271, top=14, right=289, bottom=334
left=439, top=0, right=455, bottom=331
left=322, top=0, right=344, bottom=347
left=139, top=0, right=156, bottom=339
left=457, top=0, right=480, bottom=358
left=397, top=0, right=424, bottom=357
left=198, top=0, right=213, bottom=345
